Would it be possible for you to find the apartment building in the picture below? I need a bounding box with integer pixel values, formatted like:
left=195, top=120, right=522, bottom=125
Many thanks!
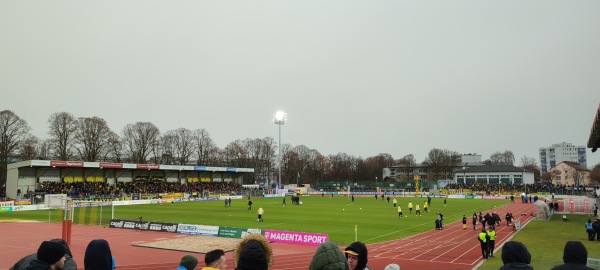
left=539, top=142, right=587, bottom=173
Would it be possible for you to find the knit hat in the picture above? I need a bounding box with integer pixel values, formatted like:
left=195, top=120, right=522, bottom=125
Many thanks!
left=501, top=241, right=531, bottom=265
left=384, top=264, right=400, bottom=270
left=308, top=242, right=349, bottom=270
left=37, top=241, right=66, bottom=265
left=180, top=255, right=198, bottom=270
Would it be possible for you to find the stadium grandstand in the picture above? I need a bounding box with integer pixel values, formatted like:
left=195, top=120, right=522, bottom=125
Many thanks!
left=5, top=160, right=253, bottom=202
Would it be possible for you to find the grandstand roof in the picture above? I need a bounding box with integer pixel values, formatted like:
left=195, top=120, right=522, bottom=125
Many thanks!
left=7, top=160, right=254, bottom=173
left=454, top=164, right=526, bottom=173
left=588, top=103, right=600, bottom=152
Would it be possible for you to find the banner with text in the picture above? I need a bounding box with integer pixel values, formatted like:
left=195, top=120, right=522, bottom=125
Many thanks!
left=482, top=196, right=508, bottom=200
left=264, top=230, right=328, bottom=246
left=146, top=222, right=178, bottom=233
left=109, top=219, right=139, bottom=230
left=176, top=224, right=219, bottom=236
left=218, top=227, right=263, bottom=239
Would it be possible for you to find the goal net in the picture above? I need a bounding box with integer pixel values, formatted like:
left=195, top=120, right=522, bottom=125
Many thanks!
left=44, top=194, right=68, bottom=209
left=71, top=200, right=114, bottom=226
left=43, top=194, right=74, bottom=244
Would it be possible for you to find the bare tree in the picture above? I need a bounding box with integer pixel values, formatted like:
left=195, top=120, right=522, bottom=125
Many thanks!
left=222, top=139, right=249, bottom=169
left=35, top=139, right=53, bottom=160
left=162, top=128, right=195, bottom=165
left=520, top=155, right=541, bottom=182
left=363, top=153, right=395, bottom=182
left=192, top=128, right=215, bottom=165
left=20, top=135, right=38, bottom=160
left=105, top=133, right=124, bottom=162
left=279, top=143, right=294, bottom=183
left=243, top=137, right=276, bottom=184
left=73, top=117, right=115, bottom=161
left=157, top=133, right=176, bottom=164
left=396, top=154, right=417, bottom=167
left=210, top=147, right=226, bottom=167
left=289, top=145, right=312, bottom=184
left=489, top=150, right=515, bottom=165
left=519, top=156, right=537, bottom=168
left=201, top=145, right=221, bottom=167
left=0, top=110, right=31, bottom=189
left=304, top=149, right=326, bottom=185
left=325, top=153, right=358, bottom=182
left=122, top=122, right=160, bottom=163
left=422, top=148, right=461, bottom=180
left=47, top=112, right=78, bottom=160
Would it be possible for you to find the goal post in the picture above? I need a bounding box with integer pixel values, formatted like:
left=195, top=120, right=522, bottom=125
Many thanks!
left=44, top=194, right=73, bottom=245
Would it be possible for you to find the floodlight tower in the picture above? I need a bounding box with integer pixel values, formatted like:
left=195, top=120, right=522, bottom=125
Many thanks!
left=274, top=111, right=287, bottom=191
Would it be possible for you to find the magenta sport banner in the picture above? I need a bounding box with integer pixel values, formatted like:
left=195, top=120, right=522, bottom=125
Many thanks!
left=264, top=230, right=328, bottom=246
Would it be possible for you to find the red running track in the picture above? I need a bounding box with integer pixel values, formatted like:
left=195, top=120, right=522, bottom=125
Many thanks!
left=0, top=202, right=536, bottom=270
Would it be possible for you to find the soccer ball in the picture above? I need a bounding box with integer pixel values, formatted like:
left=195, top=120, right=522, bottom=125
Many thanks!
left=257, top=219, right=260, bottom=221
left=300, top=202, right=303, bottom=205
left=405, top=215, right=407, bottom=217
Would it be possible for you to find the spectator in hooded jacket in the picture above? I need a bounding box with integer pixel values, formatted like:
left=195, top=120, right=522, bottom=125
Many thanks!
left=309, top=242, right=349, bottom=270
left=84, top=239, right=113, bottom=270
left=343, top=242, right=371, bottom=270
left=23, top=241, right=67, bottom=270
left=234, top=234, right=272, bottom=270
left=11, top=239, right=77, bottom=270
left=550, top=241, right=595, bottom=270
left=499, top=241, right=532, bottom=270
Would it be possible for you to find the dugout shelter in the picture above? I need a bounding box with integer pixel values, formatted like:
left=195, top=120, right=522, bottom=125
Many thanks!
left=5, top=160, right=254, bottom=200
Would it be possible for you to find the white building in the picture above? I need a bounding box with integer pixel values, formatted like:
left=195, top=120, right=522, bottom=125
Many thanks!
left=382, top=153, right=483, bottom=181
left=539, top=142, right=587, bottom=173
left=460, top=153, right=484, bottom=166
left=454, top=165, right=535, bottom=185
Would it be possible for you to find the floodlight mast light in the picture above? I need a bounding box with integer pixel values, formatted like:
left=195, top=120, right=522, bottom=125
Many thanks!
left=273, top=111, right=287, bottom=191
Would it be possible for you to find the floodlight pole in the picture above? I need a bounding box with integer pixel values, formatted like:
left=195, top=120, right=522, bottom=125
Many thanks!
left=278, top=123, right=282, bottom=190
left=274, top=111, right=287, bottom=192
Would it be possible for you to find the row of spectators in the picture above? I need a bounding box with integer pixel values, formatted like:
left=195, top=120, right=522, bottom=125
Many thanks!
left=445, top=183, right=553, bottom=193
left=31, top=181, right=243, bottom=198
left=444, top=182, right=599, bottom=194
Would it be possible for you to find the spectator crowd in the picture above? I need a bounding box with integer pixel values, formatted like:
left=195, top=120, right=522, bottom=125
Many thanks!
left=11, top=234, right=598, bottom=270
left=25, top=181, right=243, bottom=201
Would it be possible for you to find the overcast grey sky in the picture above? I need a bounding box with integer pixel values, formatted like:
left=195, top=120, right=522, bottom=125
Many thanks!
left=1, top=1, right=599, bottom=168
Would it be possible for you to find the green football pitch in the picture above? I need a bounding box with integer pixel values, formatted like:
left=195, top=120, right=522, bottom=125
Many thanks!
left=1, top=195, right=506, bottom=246
left=2, top=196, right=598, bottom=269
